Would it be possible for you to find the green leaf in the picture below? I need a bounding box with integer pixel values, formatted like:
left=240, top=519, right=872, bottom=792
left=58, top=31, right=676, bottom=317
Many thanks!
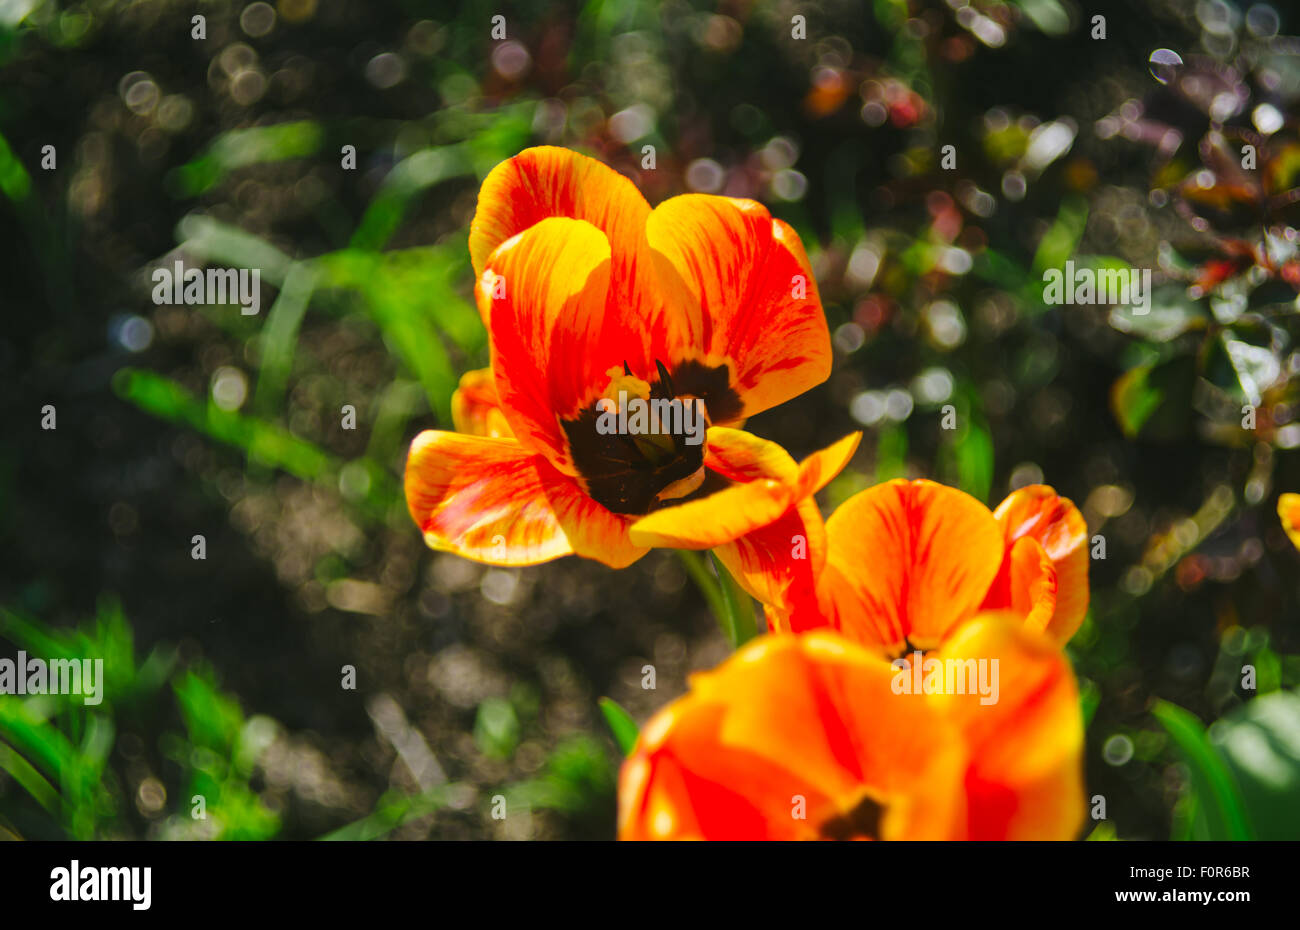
left=350, top=146, right=473, bottom=252
left=1211, top=689, right=1300, bottom=840
left=0, top=129, right=32, bottom=202
left=113, top=368, right=337, bottom=481
left=316, top=247, right=482, bottom=422
left=319, top=784, right=459, bottom=841
left=874, top=423, right=908, bottom=483
left=1015, top=0, right=1070, bottom=35
left=1108, top=283, right=1209, bottom=342
left=252, top=262, right=318, bottom=416
left=1080, top=676, right=1100, bottom=729
left=503, top=736, right=615, bottom=815
left=0, top=696, right=78, bottom=782
left=473, top=697, right=520, bottom=760
left=598, top=697, right=640, bottom=757
left=1109, top=355, right=1196, bottom=439
left=1085, top=820, right=1117, bottom=840
left=171, top=121, right=323, bottom=196
left=174, top=214, right=294, bottom=288
left=1218, top=332, right=1282, bottom=407
left=951, top=418, right=993, bottom=502
left=0, top=741, right=59, bottom=814
left=1152, top=700, right=1253, bottom=840
left=1031, top=197, right=1088, bottom=279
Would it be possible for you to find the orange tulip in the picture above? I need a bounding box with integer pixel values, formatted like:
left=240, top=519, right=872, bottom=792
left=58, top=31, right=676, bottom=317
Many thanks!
left=406, top=147, right=832, bottom=567
left=807, top=480, right=1090, bottom=652
left=634, top=473, right=1089, bottom=649
left=618, top=615, right=1085, bottom=840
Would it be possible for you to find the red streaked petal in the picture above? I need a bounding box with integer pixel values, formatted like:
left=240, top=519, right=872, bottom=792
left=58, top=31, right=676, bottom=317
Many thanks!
left=646, top=196, right=831, bottom=418
left=793, top=431, right=861, bottom=500
left=404, top=430, right=645, bottom=568
left=935, top=613, right=1086, bottom=840
left=479, top=217, right=614, bottom=471
left=822, top=480, right=1004, bottom=652
left=701, top=426, right=800, bottom=483
left=618, top=632, right=968, bottom=840
left=982, top=535, right=1059, bottom=637
left=712, top=496, right=827, bottom=628
left=991, top=485, right=1090, bottom=644
left=469, top=146, right=650, bottom=307
left=450, top=367, right=514, bottom=439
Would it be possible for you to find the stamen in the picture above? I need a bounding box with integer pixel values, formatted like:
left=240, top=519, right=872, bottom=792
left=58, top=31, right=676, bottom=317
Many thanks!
left=655, top=359, right=675, bottom=397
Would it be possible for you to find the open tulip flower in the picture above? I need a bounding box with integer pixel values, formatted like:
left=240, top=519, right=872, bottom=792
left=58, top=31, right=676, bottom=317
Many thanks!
left=406, top=147, right=832, bottom=568
left=618, top=615, right=1085, bottom=840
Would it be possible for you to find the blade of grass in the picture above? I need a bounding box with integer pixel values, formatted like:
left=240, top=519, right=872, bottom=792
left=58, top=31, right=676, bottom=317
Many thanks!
left=597, top=697, right=639, bottom=757
left=319, top=784, right=459, bottom=841
left=113, top=368, right=337, bottom=481
left=1152, top=699, right=1253, bottom=840
left=349, top=146, right=473, bottom=252
left=171, top=121, right=323, bottom=197
left=253, top=261, right=318, bottom=416
left=174, top=215, right=294, bottom=288
left=0, top=742, right=59, bottom=815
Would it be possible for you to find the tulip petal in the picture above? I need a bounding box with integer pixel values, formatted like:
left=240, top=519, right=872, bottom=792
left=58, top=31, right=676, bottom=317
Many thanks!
left=450, top=367, right=513, bottom=438
left=481, top=217, right=647, bottom=473
left=822, top=480, right=1004, bottom=653
left=404, top=430, right=645, bottom=568
left=646, top=196, right=832, bottom=419
left=618, top=632, right=968, bottom=840
left=469, top=146, right=650, bottom=311
left=702, top=425, right=800, bottom=483
left=793, top=431, right=861, bottom=500
left=631, top=431, right=858, bottom=624
left=628, top=428, right=801, bottom=549
left=935, top=613, right=1086, bottom=840
left=1279, top=493, right=1300, bottom=550
left=983, top=535, right=1059, bottom=636
left=628, top=478, right=794, bottom=551
left=991, top=485, right=1090, bottom=644
left=712, top=496, right=827, bottom=628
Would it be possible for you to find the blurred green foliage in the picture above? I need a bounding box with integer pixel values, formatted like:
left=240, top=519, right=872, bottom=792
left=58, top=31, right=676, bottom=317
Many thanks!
left=2, top=0, right=1300, bottom=840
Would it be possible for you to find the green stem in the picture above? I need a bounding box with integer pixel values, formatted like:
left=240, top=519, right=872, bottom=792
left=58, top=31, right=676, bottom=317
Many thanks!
left=676, top=550, right=727, bottom=625
left=709, top=551, right=757, bottom=648
left=676, top=550, right=759, bottom=648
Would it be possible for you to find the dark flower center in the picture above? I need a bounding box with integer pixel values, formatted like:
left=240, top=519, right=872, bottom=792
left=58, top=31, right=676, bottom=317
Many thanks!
left=560, top=359, right=740, bottom=515
left=818, top=793, right=888, bottom=840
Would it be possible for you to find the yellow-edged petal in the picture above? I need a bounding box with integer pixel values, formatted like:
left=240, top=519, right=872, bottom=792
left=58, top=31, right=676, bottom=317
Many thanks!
left=450, top=367, right=514, bottom=438
left=990, top=485, right=1090, bottom=644
left=646, top=195, right=832, bottom=419
left=404, top=430, right=646, bottom=568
